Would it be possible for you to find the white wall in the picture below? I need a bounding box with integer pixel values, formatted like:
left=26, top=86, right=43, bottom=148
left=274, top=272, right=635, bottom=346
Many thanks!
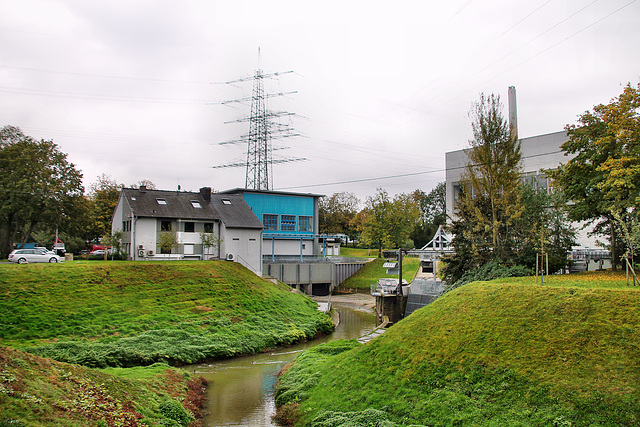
left=220, top=225, right=262, bottom=276
left=262, top=238, right=314, bottom=257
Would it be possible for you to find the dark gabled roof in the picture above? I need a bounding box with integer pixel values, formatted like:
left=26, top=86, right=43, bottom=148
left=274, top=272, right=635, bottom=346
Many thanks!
left=120, top=187, right=263, bottom=230
left=211, top=193, right=263, bottom=229
left=121, top=187, right=221, bottom=220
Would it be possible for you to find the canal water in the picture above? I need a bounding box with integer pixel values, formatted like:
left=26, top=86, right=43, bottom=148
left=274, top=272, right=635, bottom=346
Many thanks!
left=188, top=299, right=376, bottom=427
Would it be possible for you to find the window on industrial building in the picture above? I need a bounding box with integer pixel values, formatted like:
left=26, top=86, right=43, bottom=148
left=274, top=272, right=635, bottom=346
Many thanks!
left=299, top=216, right=312, bottom=232
left=263, top=214, right=278, bottom=231
left=204, top=222, right=214, bottom=233
left=161, top=220, right=172, bottom=231
left=184, top=222, right=195, bottom=233
left=281, top=215, right=296, bottom=231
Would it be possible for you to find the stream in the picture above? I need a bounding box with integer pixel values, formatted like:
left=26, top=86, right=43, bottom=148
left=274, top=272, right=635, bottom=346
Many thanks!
left=186, top=297, right=377, bottom=427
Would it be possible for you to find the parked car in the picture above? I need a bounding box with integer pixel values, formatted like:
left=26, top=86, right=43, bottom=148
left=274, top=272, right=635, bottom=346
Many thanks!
left=90, top=249, right=105, bottom=256
left=8, top=248, right=63, bottom=264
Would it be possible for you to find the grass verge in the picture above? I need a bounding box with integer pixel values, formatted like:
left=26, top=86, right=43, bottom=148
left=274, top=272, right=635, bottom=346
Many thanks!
left=0, top=260, right=333, bottom=367
left=338, top=257, right=420, bottom=292
left=0, top=346, right=206, bottom=426
left=276, top=271, right=640, bottom=426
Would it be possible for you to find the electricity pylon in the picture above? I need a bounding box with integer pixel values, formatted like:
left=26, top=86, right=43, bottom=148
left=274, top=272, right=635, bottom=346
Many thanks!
left=213, top=60, right=305, bottom=191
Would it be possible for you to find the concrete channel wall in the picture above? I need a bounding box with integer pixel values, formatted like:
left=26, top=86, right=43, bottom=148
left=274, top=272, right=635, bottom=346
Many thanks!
left=263, top=261, right=367, bottom=295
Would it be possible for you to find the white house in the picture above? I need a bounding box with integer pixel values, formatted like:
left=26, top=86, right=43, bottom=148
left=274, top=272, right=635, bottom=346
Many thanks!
left=111, top=186, right=264, bottom=275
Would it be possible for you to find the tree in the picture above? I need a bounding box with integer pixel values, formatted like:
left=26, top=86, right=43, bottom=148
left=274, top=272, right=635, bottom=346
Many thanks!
left=87, top=174, right=123, bottom=243
left=158, top=230, right=178, bottom=258
left=318, top=192, right=360, bottom=240
left=129, top=179, right=157, bottom=190
left=102, top=230, right=124, bottom=260
left=547, top=82, right=640, bottom=269
left=200, top=231, right=221, bottom=259
left=354, top=188, right=419, bottom=257
left=443, top=93, right=524, bottom=284
left=410, top=183, right=446, bottom=248
left=0, top=126, right=85, bottom=257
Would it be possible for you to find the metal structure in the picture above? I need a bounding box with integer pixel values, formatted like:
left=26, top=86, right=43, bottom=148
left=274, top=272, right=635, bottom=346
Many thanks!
left=213, top=57, right=305, bottom=190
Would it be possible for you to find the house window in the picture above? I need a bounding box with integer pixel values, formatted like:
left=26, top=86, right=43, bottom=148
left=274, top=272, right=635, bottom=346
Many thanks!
left=161, top=220, right=172, bottom=231
left=299, top=216, right=313, bottom=232
left=281, top=215, right=296, bottom=231
left=204, top=222, right=214, bottom=233
left=156, top=198, right=167, bottom=205
left=184, top=222, right=195, bottom=233
left=221, top=198, right=232, bottom=205
left=263, top=214, right=278, bottom=231
left=191, top=200, right=202, bottom=208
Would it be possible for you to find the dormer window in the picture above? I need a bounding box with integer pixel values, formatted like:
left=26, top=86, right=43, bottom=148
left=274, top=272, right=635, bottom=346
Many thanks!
left=191, top=200, right=202, bottom=208
left=221, top=198, right=232, bottom=205
left=156, top=198, right=167, bottom=205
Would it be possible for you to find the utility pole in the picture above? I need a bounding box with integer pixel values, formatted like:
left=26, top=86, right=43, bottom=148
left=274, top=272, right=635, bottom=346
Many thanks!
left=213, top=51, right=306, bottom=190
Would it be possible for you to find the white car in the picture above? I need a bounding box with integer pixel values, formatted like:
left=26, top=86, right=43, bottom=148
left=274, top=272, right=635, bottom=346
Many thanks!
left=8, top=248, right=63, bottom=264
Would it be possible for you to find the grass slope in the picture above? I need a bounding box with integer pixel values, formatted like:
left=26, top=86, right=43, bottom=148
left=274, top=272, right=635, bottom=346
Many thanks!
left=339, top=257, right=420, bottom=291
left=0, top=261, right=333, bottom=367
left=277, top=271, right=640, bottom=426
left=0, top=346, right=206, bottom=427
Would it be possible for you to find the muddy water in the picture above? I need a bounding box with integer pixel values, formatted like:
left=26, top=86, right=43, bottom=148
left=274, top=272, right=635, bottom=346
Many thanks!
left=188, top=298, right=376, bottom=427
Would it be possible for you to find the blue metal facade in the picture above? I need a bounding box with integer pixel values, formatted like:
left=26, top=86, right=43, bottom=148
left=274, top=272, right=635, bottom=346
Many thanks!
left=242, top=192, right=316, bottom=236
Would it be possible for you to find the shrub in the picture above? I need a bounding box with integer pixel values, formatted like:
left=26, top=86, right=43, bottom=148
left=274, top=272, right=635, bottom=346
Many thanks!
left=444, top=260, right=530, bottom=293
left=158, top=399, right=193, bottom=426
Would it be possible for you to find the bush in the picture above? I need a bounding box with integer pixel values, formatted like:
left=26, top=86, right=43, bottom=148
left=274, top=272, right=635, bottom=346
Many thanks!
left=444, top=260, right=530, bottom=293
left=158, top=399, right=193, bottom=426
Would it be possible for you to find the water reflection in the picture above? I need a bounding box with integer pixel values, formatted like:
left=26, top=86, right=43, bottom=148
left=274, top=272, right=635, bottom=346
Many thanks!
left=188, top=302, right=376, bottom=427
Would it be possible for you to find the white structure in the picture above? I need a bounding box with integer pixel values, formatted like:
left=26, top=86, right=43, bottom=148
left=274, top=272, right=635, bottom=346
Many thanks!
left=111, top=186, right=264, bottom=275
left=445, top=129, right=601, bottom=248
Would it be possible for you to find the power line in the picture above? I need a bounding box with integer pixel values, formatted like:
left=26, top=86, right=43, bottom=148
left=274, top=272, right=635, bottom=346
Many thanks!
left=275, top=149, right=565, bottom=191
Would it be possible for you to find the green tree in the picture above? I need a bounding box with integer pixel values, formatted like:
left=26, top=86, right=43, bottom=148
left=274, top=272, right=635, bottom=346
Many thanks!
left=0, top=126, right=85, bottom=257
left=547, top=82, right=640, bottom=269
left=443, top=93, right=524, bottom=284
left=102, top=230, right=124, bottom=260
left=410, top=182, right=446, bottom=248
left=158, top=230, right=178, bottom=257
left=200, top=231, right=221, bottom=259
left=355, top=188, right=419, bottom=257
left=318, top=192, right=360, bottom=240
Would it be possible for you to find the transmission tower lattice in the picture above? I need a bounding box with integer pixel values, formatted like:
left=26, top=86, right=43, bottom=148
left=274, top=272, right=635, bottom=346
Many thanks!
left=213, top=66, right=305, bottom=191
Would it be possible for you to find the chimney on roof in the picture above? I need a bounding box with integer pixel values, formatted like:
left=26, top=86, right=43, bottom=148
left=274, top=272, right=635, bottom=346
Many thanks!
left=199, top=187, right=212, bottom=202
left=139, top=185, right=147, bottom=193
left=508, top=86, right=518, bottom=140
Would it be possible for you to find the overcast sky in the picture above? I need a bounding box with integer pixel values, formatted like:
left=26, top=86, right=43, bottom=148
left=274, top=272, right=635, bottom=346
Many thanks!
left=1, top=0, right=639, bottom=203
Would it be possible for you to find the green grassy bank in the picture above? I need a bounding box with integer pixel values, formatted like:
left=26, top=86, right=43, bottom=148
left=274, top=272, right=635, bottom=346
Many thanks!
left=0, top=261, right=333, bottom=368
left=338, top=257, right=420, bottom=292
left=276, top=271, right=640, bottom=426
left=0, top=346, right=205, bottom=426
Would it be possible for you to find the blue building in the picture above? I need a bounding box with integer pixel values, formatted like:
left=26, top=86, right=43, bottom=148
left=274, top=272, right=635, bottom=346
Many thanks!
left=219, top=188, right=333, bottom=259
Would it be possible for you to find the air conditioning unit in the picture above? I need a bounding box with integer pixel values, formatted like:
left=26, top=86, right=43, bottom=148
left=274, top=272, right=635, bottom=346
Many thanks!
left=138, top=249, right=145, bottom=257
left=138, top=245, right=144, bottom=250
left=226, top=253, right=234, bottom=261
left=147, top=250, right=154, bottom=256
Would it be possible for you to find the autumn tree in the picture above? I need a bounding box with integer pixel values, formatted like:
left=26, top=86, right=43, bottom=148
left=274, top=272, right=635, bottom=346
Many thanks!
left=0, top=126, right=85, bottom=256
left=87, top=174, right=123, bottom=243
left=318, top=192, right=360, bottom=242
left=547, top=82, right=640, bottom=269
left=443, top=93, right=524, bottom=283
left=355, top=188, right=420, bottom=257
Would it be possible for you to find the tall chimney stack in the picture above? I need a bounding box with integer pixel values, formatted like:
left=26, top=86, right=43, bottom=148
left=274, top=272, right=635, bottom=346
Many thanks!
left=508, top=86, right=518, bottom=140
